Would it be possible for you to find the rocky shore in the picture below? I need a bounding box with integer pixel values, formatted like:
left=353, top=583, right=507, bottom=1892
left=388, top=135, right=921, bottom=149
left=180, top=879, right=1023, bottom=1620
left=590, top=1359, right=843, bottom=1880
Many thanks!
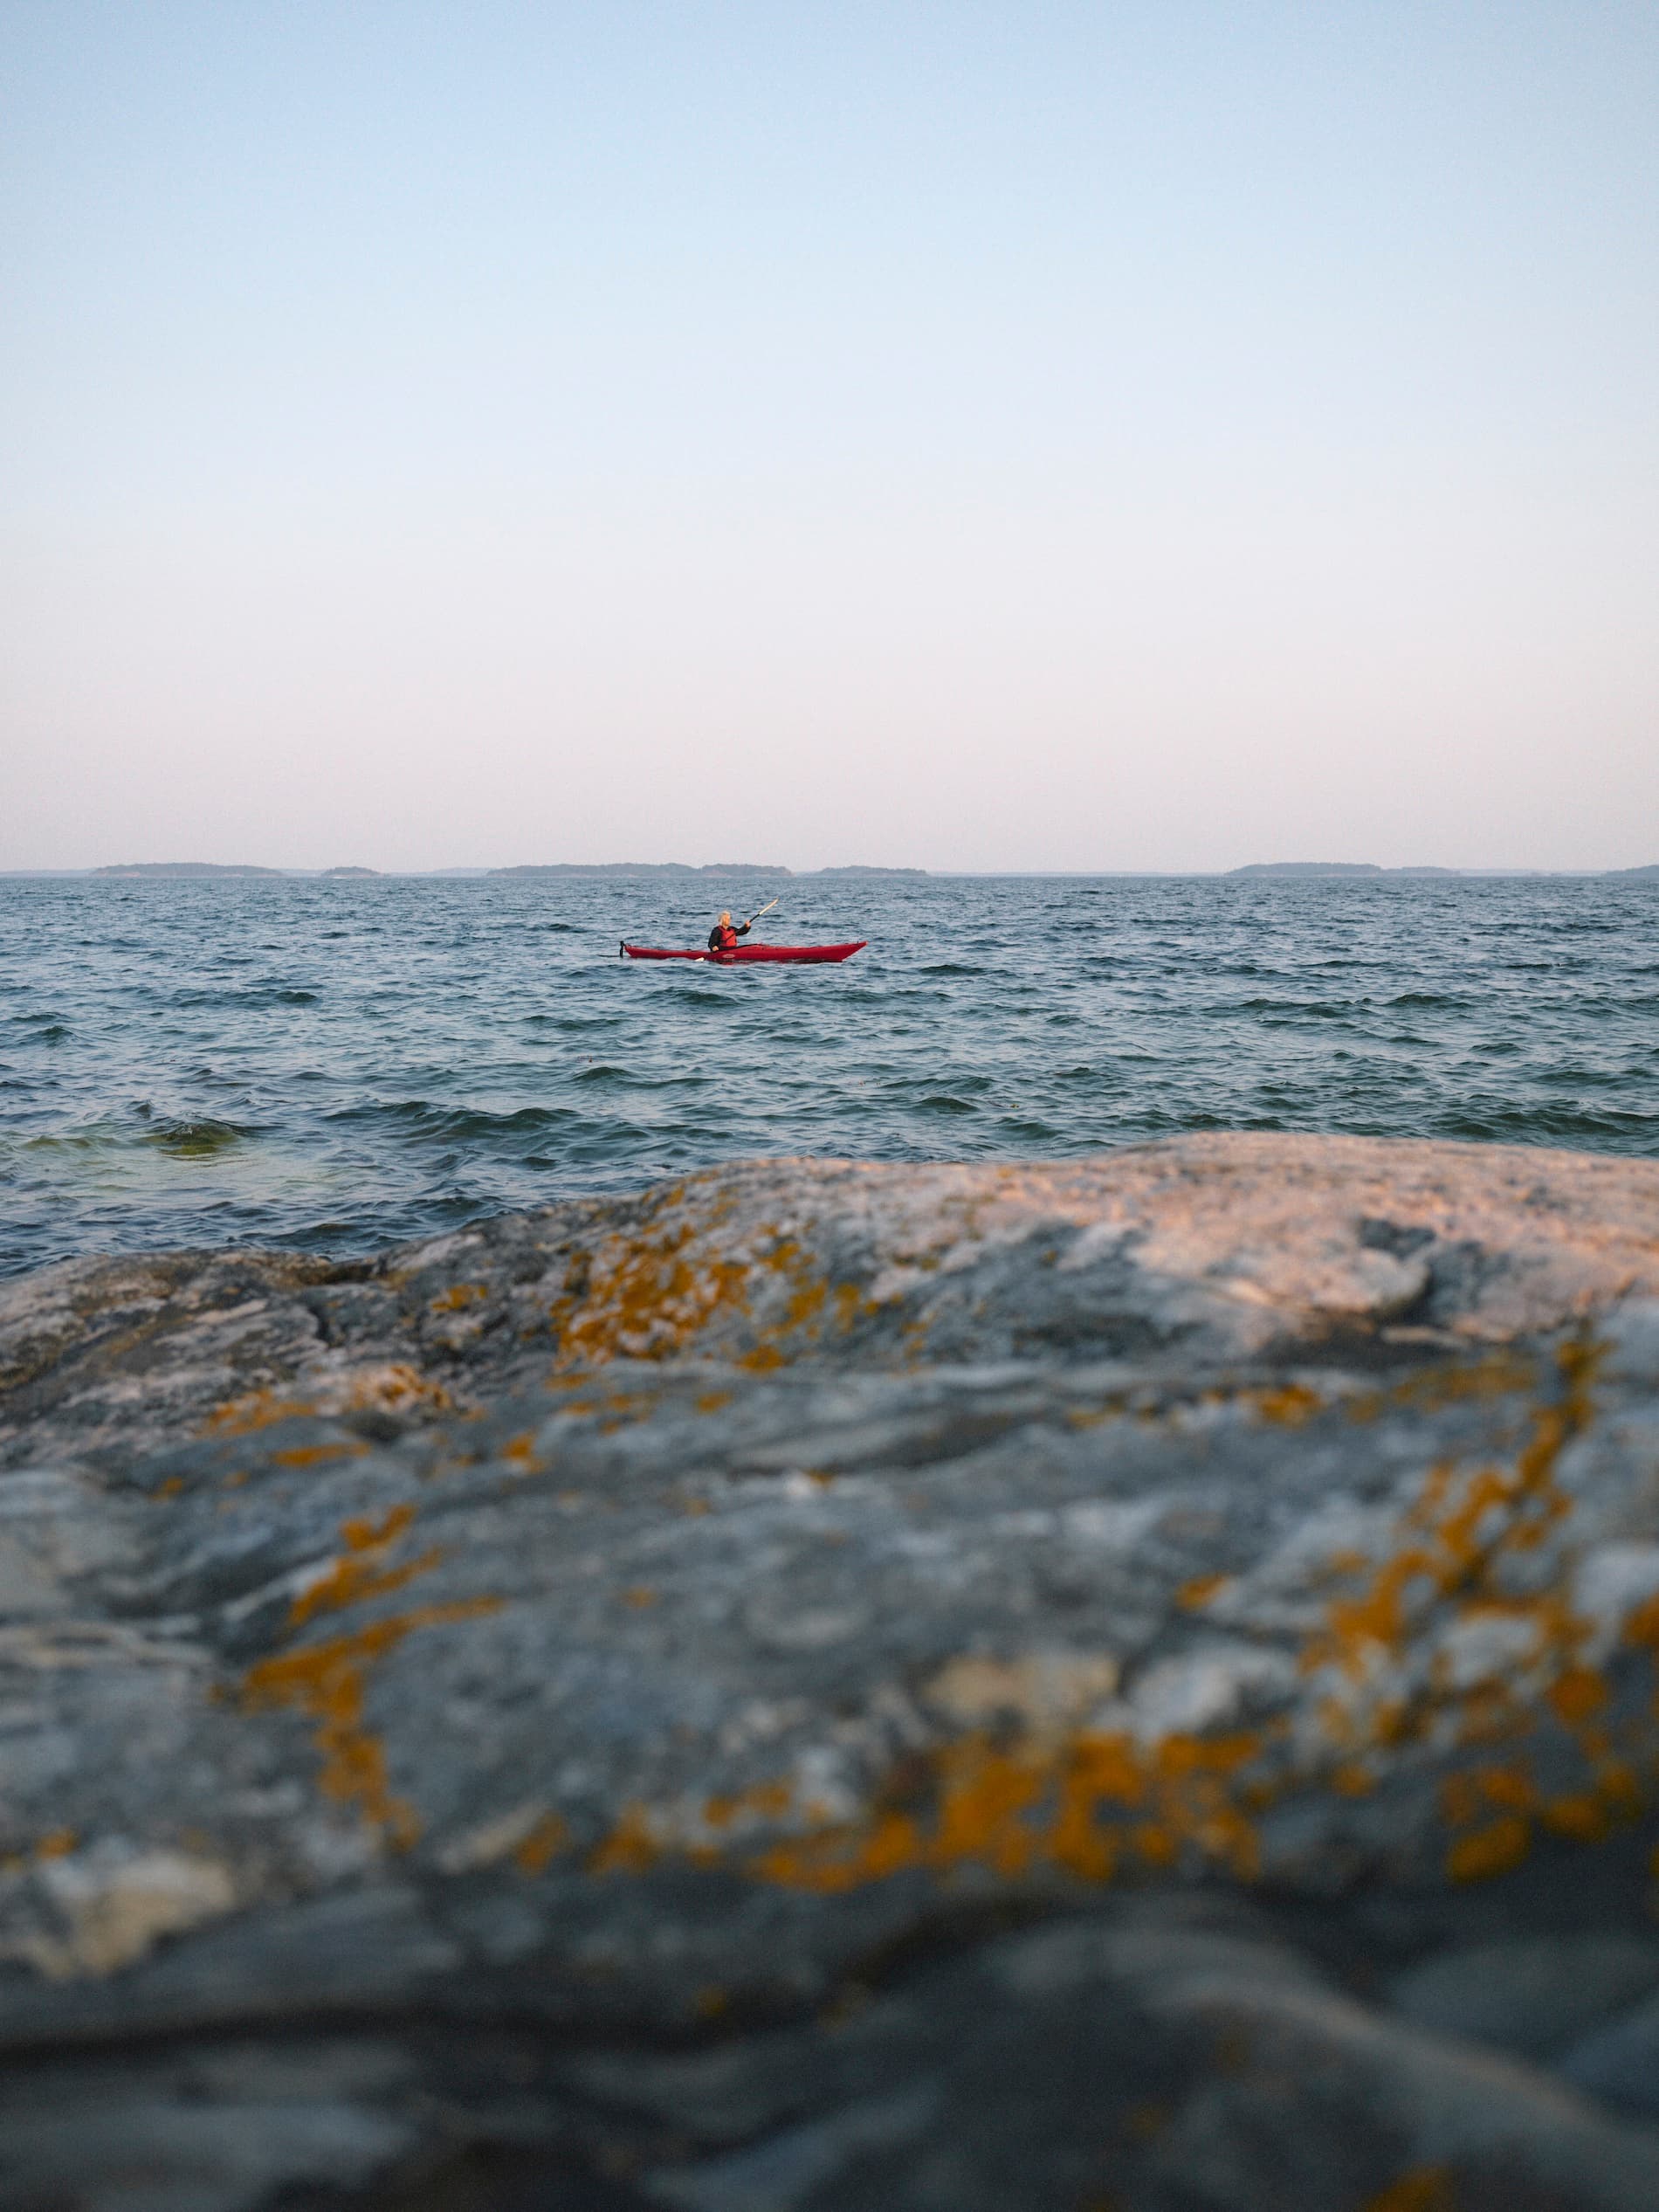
left=3, top=1133, right=1659, bottom=2210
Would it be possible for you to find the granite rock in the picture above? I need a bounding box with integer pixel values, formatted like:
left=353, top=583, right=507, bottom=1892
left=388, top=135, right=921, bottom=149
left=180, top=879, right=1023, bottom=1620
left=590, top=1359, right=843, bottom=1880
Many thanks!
left=3, top=1134, right=1659, bottom=2209
left=1385, top=1933, right=1659, bottom=2063
left=1559, top=1986, right=1659, bottom=2120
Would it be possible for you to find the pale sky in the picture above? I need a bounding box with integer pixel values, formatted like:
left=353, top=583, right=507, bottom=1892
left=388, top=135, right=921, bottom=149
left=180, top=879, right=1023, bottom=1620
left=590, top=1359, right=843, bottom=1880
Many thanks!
left=3, top=2, right=1656, bottom=872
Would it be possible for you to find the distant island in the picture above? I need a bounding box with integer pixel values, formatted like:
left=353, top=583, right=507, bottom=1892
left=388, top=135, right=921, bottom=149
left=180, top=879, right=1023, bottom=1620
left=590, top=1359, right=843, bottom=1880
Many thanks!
left=48, top=861, right=933, bottom=880
left=93, top=861, right=287, bottom=879
left=1229, top=862, right=1462, bottom=879
left=3, top=860, right=1643, bottom=883
left=486, top=863, right=927, bottom=879
left=91, top=861, right=384, bottom=879
left=490, top=863, right=795, bottom=879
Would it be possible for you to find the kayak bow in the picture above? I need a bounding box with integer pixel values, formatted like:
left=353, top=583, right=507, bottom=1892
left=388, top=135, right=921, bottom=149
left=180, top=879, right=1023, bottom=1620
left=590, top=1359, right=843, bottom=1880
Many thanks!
left=621, top=941, right=867, bottom=964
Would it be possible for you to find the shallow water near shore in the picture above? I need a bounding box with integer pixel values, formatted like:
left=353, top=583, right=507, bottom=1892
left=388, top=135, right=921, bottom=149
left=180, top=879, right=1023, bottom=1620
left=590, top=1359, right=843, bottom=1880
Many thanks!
left=2, top=872, right=1655, bottom=1278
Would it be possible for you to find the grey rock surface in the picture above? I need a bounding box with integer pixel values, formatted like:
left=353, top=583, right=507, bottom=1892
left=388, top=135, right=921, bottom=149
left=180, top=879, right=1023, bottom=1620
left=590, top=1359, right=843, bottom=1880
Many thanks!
left=1385, top=1933, right=1659, bottom=2062
left=3, top=1134, right=1659, bottom=2209
left=1559, top=1986, right=1659, bottom=2120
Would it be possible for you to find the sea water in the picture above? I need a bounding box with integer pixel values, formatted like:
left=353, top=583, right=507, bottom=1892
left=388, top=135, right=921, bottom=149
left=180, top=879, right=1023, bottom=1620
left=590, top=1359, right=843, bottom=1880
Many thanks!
left=2, top=872, right=1654, bottom=1278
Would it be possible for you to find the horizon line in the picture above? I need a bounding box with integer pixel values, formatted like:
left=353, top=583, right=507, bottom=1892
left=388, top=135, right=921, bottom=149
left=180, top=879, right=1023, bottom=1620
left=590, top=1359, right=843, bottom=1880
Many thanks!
left=4, top=862, right=1656, bottom=882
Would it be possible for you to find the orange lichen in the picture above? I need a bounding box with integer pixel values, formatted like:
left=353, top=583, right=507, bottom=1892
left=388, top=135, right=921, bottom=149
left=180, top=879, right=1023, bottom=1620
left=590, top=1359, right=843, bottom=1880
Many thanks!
left=204, top=1389, right=321, bottom=1437
left=1254, top=1383, right=1322, bottom=1427
left=1540, top=1792, right=1611, bottom=1844
left=931, top=1746, right=1046, bottom=1876
left=743, top=1727, right=1264, bottom=1894
left=1440, top=1772, right=1483, bottom=1829
left=1348, top=1351, right=1533, bottom=1424
left=1363, top=2170, right=1455, bottom=2212
left=1304, top=1347, right=1602, bottom=1752
left=736, top=1342, right=786, bottom=1372
left=500, top=1430, right=540, bottom=1469
left=511, top=1812, right=568, bottom=1875
left=261, top=1300, right=1643, bottom=1907
left=205, top=1365, right=452, bottom=1437
left=1133, top=1823, right=1179, bottom=1868
left=1547, top=1667, right=1607, bottom=1726
left=552, top=1214, right=757, bottom=1366
left=289, top=1547, right=441, bottom=1627
left=35, top=1829, right=77, bottom=1860
left=1177, top=1574, right=1229, bottom=1611
left=1594, top=1761, right=1642, bottom=1818
left=289, top=1503, right=441, bottom=1628
left=702, top=1781, right=794, bottom=1830
left=430, top=1282, right=487, bottom=1312
left=752, top=1807, right=926, bottom=1892
left=554, top=1336, right=1659, bottom=1902
left=272, top=1441, right=367, bottom=1469
left=589, top=1803, right=660, bottom=1875
left=547, top=1204, right=869, bottom=1370
left=1448, top=1813, right=1531, bottom=1883
left=346, top=1365, right=454, bottom=1417
left=243, top=1600, right=500, bottom=1847
left=1473, top=1762, right=1537, bottom=1814
left=781, top=1278, right=828, bottom=1332
left=342, top=1504, right=415, bottom=1548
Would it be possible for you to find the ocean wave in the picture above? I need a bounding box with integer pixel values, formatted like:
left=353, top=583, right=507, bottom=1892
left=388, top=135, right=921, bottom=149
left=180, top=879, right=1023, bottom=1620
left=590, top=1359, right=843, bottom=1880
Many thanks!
left=173, top=986, right=320, bottom=1008
left=324, top=1099, right=587, bottom=1146
left=1439, top=1103, right=1657, bottom=1143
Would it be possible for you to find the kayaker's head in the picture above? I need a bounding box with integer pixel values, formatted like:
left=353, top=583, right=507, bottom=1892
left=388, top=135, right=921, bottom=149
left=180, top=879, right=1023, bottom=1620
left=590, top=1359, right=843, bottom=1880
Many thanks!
left=719, top=911, right=732, bottom=926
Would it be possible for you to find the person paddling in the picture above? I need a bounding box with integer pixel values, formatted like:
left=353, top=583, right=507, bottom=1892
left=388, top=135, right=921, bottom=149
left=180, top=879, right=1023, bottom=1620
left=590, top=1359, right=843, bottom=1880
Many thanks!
left=707, top=909, right=751, bottom=954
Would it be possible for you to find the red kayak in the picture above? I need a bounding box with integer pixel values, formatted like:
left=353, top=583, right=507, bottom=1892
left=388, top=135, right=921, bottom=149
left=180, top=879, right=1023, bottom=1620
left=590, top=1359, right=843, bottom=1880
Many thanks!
left=622, top=940, right=866, bottom=964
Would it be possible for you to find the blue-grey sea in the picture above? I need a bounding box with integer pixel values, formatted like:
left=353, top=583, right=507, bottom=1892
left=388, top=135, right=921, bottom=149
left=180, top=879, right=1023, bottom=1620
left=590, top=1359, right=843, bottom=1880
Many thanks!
left=3, top=873, right=1655, bottom=1280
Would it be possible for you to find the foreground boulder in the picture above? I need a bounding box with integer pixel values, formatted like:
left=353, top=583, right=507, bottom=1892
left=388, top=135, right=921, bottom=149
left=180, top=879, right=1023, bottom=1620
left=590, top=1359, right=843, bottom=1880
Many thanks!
left=3, top=1132, right=1659, bottom=2210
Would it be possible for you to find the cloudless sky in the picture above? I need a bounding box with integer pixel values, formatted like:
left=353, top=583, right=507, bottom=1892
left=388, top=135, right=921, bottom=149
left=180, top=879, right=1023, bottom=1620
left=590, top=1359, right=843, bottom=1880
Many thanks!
left=3, top=2, right=1656, bottom=871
